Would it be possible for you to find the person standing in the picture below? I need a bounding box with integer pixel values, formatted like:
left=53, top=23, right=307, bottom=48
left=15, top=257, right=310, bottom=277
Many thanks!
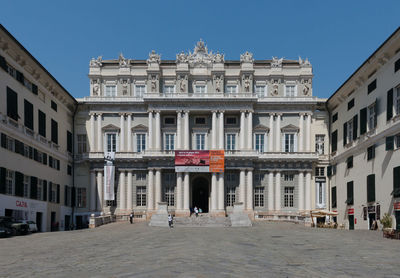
left=168, top=214, right=173, bottom=228
left=194, top=206, right=199, bottom=217
left=129, top=212, right=134, bottom=224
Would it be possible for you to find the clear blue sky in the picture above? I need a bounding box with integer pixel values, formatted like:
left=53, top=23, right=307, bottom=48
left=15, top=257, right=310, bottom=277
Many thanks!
left=1, top=0, right=399, bottom=99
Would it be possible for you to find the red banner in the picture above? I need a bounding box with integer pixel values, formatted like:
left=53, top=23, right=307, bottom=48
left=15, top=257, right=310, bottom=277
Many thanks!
left=394, top=202, right=400, bottom=211
left=175, top=150, right=224, bottom=173
left=348, top=208, right=354, bottom=215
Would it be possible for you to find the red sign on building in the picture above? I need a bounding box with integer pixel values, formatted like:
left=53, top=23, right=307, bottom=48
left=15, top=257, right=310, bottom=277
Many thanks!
left=394, top=202, right=400, bottom=211
left=348, top=208, right=354, bottom=215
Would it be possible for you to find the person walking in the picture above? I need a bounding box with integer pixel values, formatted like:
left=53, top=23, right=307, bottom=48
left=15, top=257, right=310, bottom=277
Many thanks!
left=168, top=214, right=173, bottom=228
left=194, top=206, right=199, bottom=217
left=129, top=212, right=134, bottom=224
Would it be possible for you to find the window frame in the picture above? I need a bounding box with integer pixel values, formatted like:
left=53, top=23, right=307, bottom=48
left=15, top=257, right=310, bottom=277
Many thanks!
left=136, top=133, right=146, bottom=153
left=136, top=186, right=147, bottom=207
left=164, top=133, right=175, bottom=151
left=254, top=133, right=265, bottom=152
left=284, top=84, right=297, bottom=97
left=283, top=133, right=296, bottom=153
left=105, top=85, right=117, bottom=97
left=315, top=134, right=325, bottom=154
left=195, top=133, right=206, bottom=150
left=105, top=132, right=118, bottom=152
left=284, top=186, right=294, bottom=207
left=134, top=85, right=146, bottom=97
left=225, top=85, right=238, bottom=94
left=255, top=85, right=267, bottom=97
left=225, top=133, right=236, bottom=150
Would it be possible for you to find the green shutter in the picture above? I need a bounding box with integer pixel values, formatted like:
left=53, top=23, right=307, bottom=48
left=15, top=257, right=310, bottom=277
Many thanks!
left=331, top=130, right=338, bottom=152
left=367, top=174, right=375, bottom=203
left=347, top=181, right=354, bottom=205
left=394, top=166, right=400, bottom=198
left=15, top=171, right=24, bottom=197
left=360, top=108, right=367, bottom=135
left=332, top=187, right=337, bottom=208
left=7, top=87, right=18, bottom=121
left=343, top=122, right=347, bottom=146
left=1, top=133, right=6, bottom=148
left=0, top=167, right=6, bottom=194
left=386, top=136, right=394, bottom=151
left=42, top=180, right=47, bottom=201
left=30, top=176, right=38, bottom=199
left=353, top=114, right=358, bottom=140
left=48, top=182, right=52, bottom=202
left=0, top=55, right=7, bottom=71
left=56, top=184, right=60, bottom=204
left=387, top=88, right=393, bottom=121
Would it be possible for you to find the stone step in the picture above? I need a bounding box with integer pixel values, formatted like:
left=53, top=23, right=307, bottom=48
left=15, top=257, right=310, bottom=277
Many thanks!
left=173, top=215, right=231, bottom=227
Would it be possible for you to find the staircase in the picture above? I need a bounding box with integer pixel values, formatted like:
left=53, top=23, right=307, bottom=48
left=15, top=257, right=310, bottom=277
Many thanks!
left=174, top=214, right=231, bottom=227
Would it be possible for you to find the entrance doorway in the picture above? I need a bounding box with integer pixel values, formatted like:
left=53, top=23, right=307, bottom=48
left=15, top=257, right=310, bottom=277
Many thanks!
left=349, top=215, right=354, bottom=230
left=36, top=212, right=42, bottom=232
left=192, top=177, right=209, bottom=213
left=368, top=213, right=376, bottom=230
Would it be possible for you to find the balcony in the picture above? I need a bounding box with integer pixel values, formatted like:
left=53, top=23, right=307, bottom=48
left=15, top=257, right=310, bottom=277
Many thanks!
left=143, top=92, right=257, bottom=101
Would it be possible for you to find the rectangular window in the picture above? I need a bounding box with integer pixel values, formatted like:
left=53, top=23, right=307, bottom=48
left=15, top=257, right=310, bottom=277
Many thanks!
left=332, top=187, right=337, bottom=208
left=226, top=134, right=236, bottom=150
left=77, top=135, right=87, bottom=154
left=6, top=170, right=13, bottom=195
left=7, top=87, right=18, bottom=121
left=136, top=134, right=146, bottom=153
left=396, top=134, right=400, bottom=149
left=135, top=85, right=145, bottom=97
left=195, top=85, right=206, bottom=94
left=196, top=134, right=205, bottom=150
left=226, top=186, right=236, bottom=207
left=368, top=103, right=376, bottom=131
left=394, top=166, right=400, bottom=198
left=332, top=113, right=338, bottom=123
left=51, top=100, right=57, bottom=112
left=367, top=79, right=377, bottom=94
left=24, top=100, right=34, bottom=130
left=164, top=117, right=176, bottom=125
left=395, top=88, right=400, bottom=116
left=164, top=186, right=175, bottom=206
left=367, top=145, right=375, bottom=160
left=38, top=110, right=46, bottom=137
left=136, top=172, right=146, bottom=181
left=164, top=85, right=174, bottom=94
left=226, top=85, right=237, bottom=94
left=77, top=188, right=87, bottom=208
left=348, top=99, right=354, bottom=110
left=347, top=156, right=353, bottom=169
left=195, top=117, right=206, bottom=125
left=255, top=85, right=266, bottom=97
left=106, top=133, right=117, bottom=152
left=23, top=175, right=29, bottom=198
left=255, top=134, right=265, bottom=152
left=226, top=117, right=237, bottom=125
left=136, top=186, right=146, bottom=206
left=67, top=131, right=72, bottom=153
left=105, top=85, right=117, bottom=97
left=284, top=133, right=295, bottom=152
left=67, top=165, right=72, bottom=175
left=386, top=136, right=394, bottom=151
left=254, top=187, right=264, bottom=207
left=51, top=119, right=58, bottom=144
left=6, top=136, right=15, bottom=152
left=367, top=174, right=375, bottom=203
left=331, top=130, right=337, bottom=152
left=395, top=58, right=400, bottom=73
left=164, top=133, right=175, bottom=151
left=284, top=187, right=294, bottom=207
left=284, top=174, right=294, bottom=181
left=346, top=181, right=354, bottom=205
left=315, top=135, right=325, bottom=154
left=285, top=85, right=296, bottom=97
left=315, top=167, right=325, bottom=177
left=37, top=179, right=43, bottom=201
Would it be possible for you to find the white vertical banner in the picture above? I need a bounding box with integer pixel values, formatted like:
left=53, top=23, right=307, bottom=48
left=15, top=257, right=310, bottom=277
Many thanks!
left=104, top=165, right=115, bottom=201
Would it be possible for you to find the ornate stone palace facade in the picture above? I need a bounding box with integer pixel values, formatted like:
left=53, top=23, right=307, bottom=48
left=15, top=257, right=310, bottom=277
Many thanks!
left=74, top=40, right=329, bottom=220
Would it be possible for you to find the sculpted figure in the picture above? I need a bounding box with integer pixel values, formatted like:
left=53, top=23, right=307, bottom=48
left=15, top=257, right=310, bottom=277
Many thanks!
left=151, top=75, right=158, bottom=92
left=244, top=76, right=251, bottom=92
left=119, top=53, right=129, bottom=67
left=214, top=75, right=222, bottom=92
left=90, top=56, right=102, bottom=67
left=180, top=75, right=186, bottom=92
left=92, top=80, right=99, bottom=95
left=122, top=80, right=128, bottom=95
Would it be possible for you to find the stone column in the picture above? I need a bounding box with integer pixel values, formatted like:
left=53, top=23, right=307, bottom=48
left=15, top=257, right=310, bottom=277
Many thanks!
left=299, top=113, right=304, bottom=152
left=96, top=171, right=103, bottom=210
left=247, top=111, right=253, bottom=150
left=305, top=171, right=311, bottom=210
left=119, top=113, right=125, bottom=152
left=97, top=113, right=102, bottom=152
left=268, top=172, right=274, bottom=211
left=147, top=169, right=154, bottom=211
left=155, top=169, right=161, bottom=209
left=269, top=113, right=274, bottom=152
left=298, top=172, right=304, bottom=211
left=176, top=172, right=183, bottom=210
left=183, top=172, right=189, bottom=210
left=211, top=173, right=217, bottom=211
left=184, top=111, right=190, bottom=149
left=155, top=111, right=161, bottom=150
left=212, top=111, right=217, bottom=149
left=176, top=111, right=182, bottom=149
left=119, top=171, right=126, bottom=211
left=218, top=173, right=224, bottom=210
left=275, top=113, right=281, bottom=152
left=239, top=170, right=246, bottom=205
left=127, top=171, right=133, bottom=211
left=306, top=113, right=311, bottom=152
left=127, top=113, right=132, bottom=152
left=90, top=113, right=95, bottom=152
left=240, top=110, right=246, bottom=150
left=275, top=171, right=281, bottom=211
left=246, top=170, right=253, bottom=210
left=219, top=111, right=224, bottom=150
left=90, top=171, right=96, bottom=211
left=148, top=111, right=153, bottom=150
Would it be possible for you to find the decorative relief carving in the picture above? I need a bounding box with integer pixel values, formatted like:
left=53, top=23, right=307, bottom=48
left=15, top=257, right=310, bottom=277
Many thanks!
left=213, top=74, right=224, bottom=92
left=177, top=39, right=225, bottom=68
left=91, top=79, right=100, bottom=95
left=179, top=75, right=187, bottom=92
left=176, top=52, right=188, bottom=63
left=271, top=79, right=280, bottom=95
left=301, top=78, right=312, bottom=96
left=89, top=56, right=102, bottom=67
left=118, top=53, right=129, bottom=68
left=147, top=50, right=161, bottom=64
left=240, top=51, right=254, bottom=63
left=150, top=75, right=159, bottom=92
left=271, top=57, right=283, bottom=68
left=242, top=75, right=252, bottom=92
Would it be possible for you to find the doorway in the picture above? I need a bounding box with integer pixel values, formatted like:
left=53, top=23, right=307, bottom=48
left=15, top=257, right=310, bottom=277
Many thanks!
left=64, top=215, right=71, bottom=231
left=192, top=177, right=209, bottom=213
left=36, top=212, right=42, bottom=232
left=349, top=215, right=354, bottom=230
left=368, top=213, right=376, bottom=230
left=395, top=211, right=400, bottom=230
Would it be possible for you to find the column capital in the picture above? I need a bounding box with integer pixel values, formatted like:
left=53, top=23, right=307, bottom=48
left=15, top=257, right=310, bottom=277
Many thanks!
left=247, top=109, right=254, bottom=114
left=154, top=110, right=161, bottom=114
left=306, top=112, right=313, bottom=117
left=183, top=110, right=190, bottom=114
left=176, top=110, right=183, bottom=114
left=212, top=110, right=218, bottom=114
left=240, top=110, right=247, bottom=114
left=218, top=110, right=225, bottom=114
left=126, top=112, right=133, bottom=116
left=269, top=112, right=276, bottom=117
left=299, top=112, right=306, bottom=117
left=147, top=109, right=154, bottom=113
left=89, top=112, right=96, bottom=117
left=118, top=112, right=125, bottom=117
left=276, top=113, right=283, bottom=117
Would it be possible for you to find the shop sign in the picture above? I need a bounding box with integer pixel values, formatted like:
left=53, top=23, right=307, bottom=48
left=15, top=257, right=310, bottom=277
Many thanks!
left=348, top=208, right=354, bottom=215
left=394, top=202, right=400, bottom=211
left=315, top=177, right=326, bottom=182
left=368, top=205, right=375, bottom=213
left=16, top=200, right=28, bottom=208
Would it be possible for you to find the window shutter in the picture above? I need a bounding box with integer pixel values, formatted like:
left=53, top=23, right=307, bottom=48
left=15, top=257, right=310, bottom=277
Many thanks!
left=56, top=184, right=60, bottom=203
left=42, top=153, right=47, bottom=165
left=386, top=136, right=394, bottom=151
left=18, top=141, right=24, bottom=155
left=360, top=108, right=367, bottom=135
left=16, top=70, right=24, bottom=84
left=353, top=114, right=358, bottom=140
left=42, top=180, right=47, bottom=201
left=64, top=185, right=68, bottom=206
left=331, top=130, right=337, bottom=152
left=331, top=187, right=337, bottom=208
left=67, top=131, right=72, bottom=153
left=31, top=84, right=38, bottom=95
left=327, top=166, right=332, bottom=177
left=51, top=119, right=58, bottom=144
left=24, top=100, right=34, bottom=130
left=71, top=187, right=76, bottom=207
left=48, top=182, right=53, bottom=202
left=49, top=156, right=53, bottom=167
left=57, top=160, right=60, bottom=170
left=374, top=98, right=378, bottom=128
left=0, top=55, right=7, bottom=71
left=33, top=148, right=38, bottom=161
left=394, top=166, right=400, bottom=198
left=0, top=167, right=6, bottom=194
left=387, top=89, right=393, bottom=121
left=7, top=87, right=18, bottom=121
left=367, top=174, right=375, bottom=203
left=14, top=140, right=20, bottom=154
left=15, top=171, right=24, bottom=197
left=38, top=110, right=46, bottom=137
left=347, top=181, right=354, bottom=205
left=30, top=176, right=38, bottom=199
left=294, top=133, right=298, bottom=152
left=343, top=122, right=347, bottom=146
left=1, top=133, right=6, bottom=148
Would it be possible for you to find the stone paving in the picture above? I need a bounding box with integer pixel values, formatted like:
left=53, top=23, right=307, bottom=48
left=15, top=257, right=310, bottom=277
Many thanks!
left=1, top=221, right=400, bottom=278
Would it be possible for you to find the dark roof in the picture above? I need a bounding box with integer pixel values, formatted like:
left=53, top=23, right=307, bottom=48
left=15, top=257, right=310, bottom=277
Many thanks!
left=0, top=24, right=77, bottom=104
left=327, top=26, right=400, bottom=105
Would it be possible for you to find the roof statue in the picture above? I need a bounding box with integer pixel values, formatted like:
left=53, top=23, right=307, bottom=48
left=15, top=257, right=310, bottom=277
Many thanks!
left=119, top=53, right=129, bottom=68
left=240, top=51, right=254, bottom=63
left=271, top=57, right=283, bottom=68
left=89, top=56, right=103, bottom=67
left=298, top=56, right=311, bottom=67
left=177, top=39, right=224, bottom=67
left=147, top=50, right=161, bottom=64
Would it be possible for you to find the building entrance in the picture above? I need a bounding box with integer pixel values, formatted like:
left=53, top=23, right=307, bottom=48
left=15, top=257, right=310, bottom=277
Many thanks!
left=192, top=177, right=209, bottom=213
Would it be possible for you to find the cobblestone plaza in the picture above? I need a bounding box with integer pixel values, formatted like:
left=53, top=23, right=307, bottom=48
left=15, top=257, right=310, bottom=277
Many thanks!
left=1, top=222, right=400, bottom=277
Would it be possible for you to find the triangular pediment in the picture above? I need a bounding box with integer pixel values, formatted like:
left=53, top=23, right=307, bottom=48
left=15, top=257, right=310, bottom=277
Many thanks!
left=281, top=124, right=299, bottom=131
left=253, top=124, right=269, bottom=131
left=132, top=124, right=148, bottom=131
left=102, top=124, right=120, bottom=130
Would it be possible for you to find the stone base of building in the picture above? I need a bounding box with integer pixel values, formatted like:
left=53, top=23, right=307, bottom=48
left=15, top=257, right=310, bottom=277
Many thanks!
left=210, top=210, right=226, bottom=217
left=175, top=210, right=191, bottom=217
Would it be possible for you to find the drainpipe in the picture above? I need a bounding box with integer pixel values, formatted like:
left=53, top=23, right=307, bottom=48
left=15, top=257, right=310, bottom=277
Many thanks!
left=325, top=101, right=332, bottom=212
left=71, top=103, right=78, bottom=229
